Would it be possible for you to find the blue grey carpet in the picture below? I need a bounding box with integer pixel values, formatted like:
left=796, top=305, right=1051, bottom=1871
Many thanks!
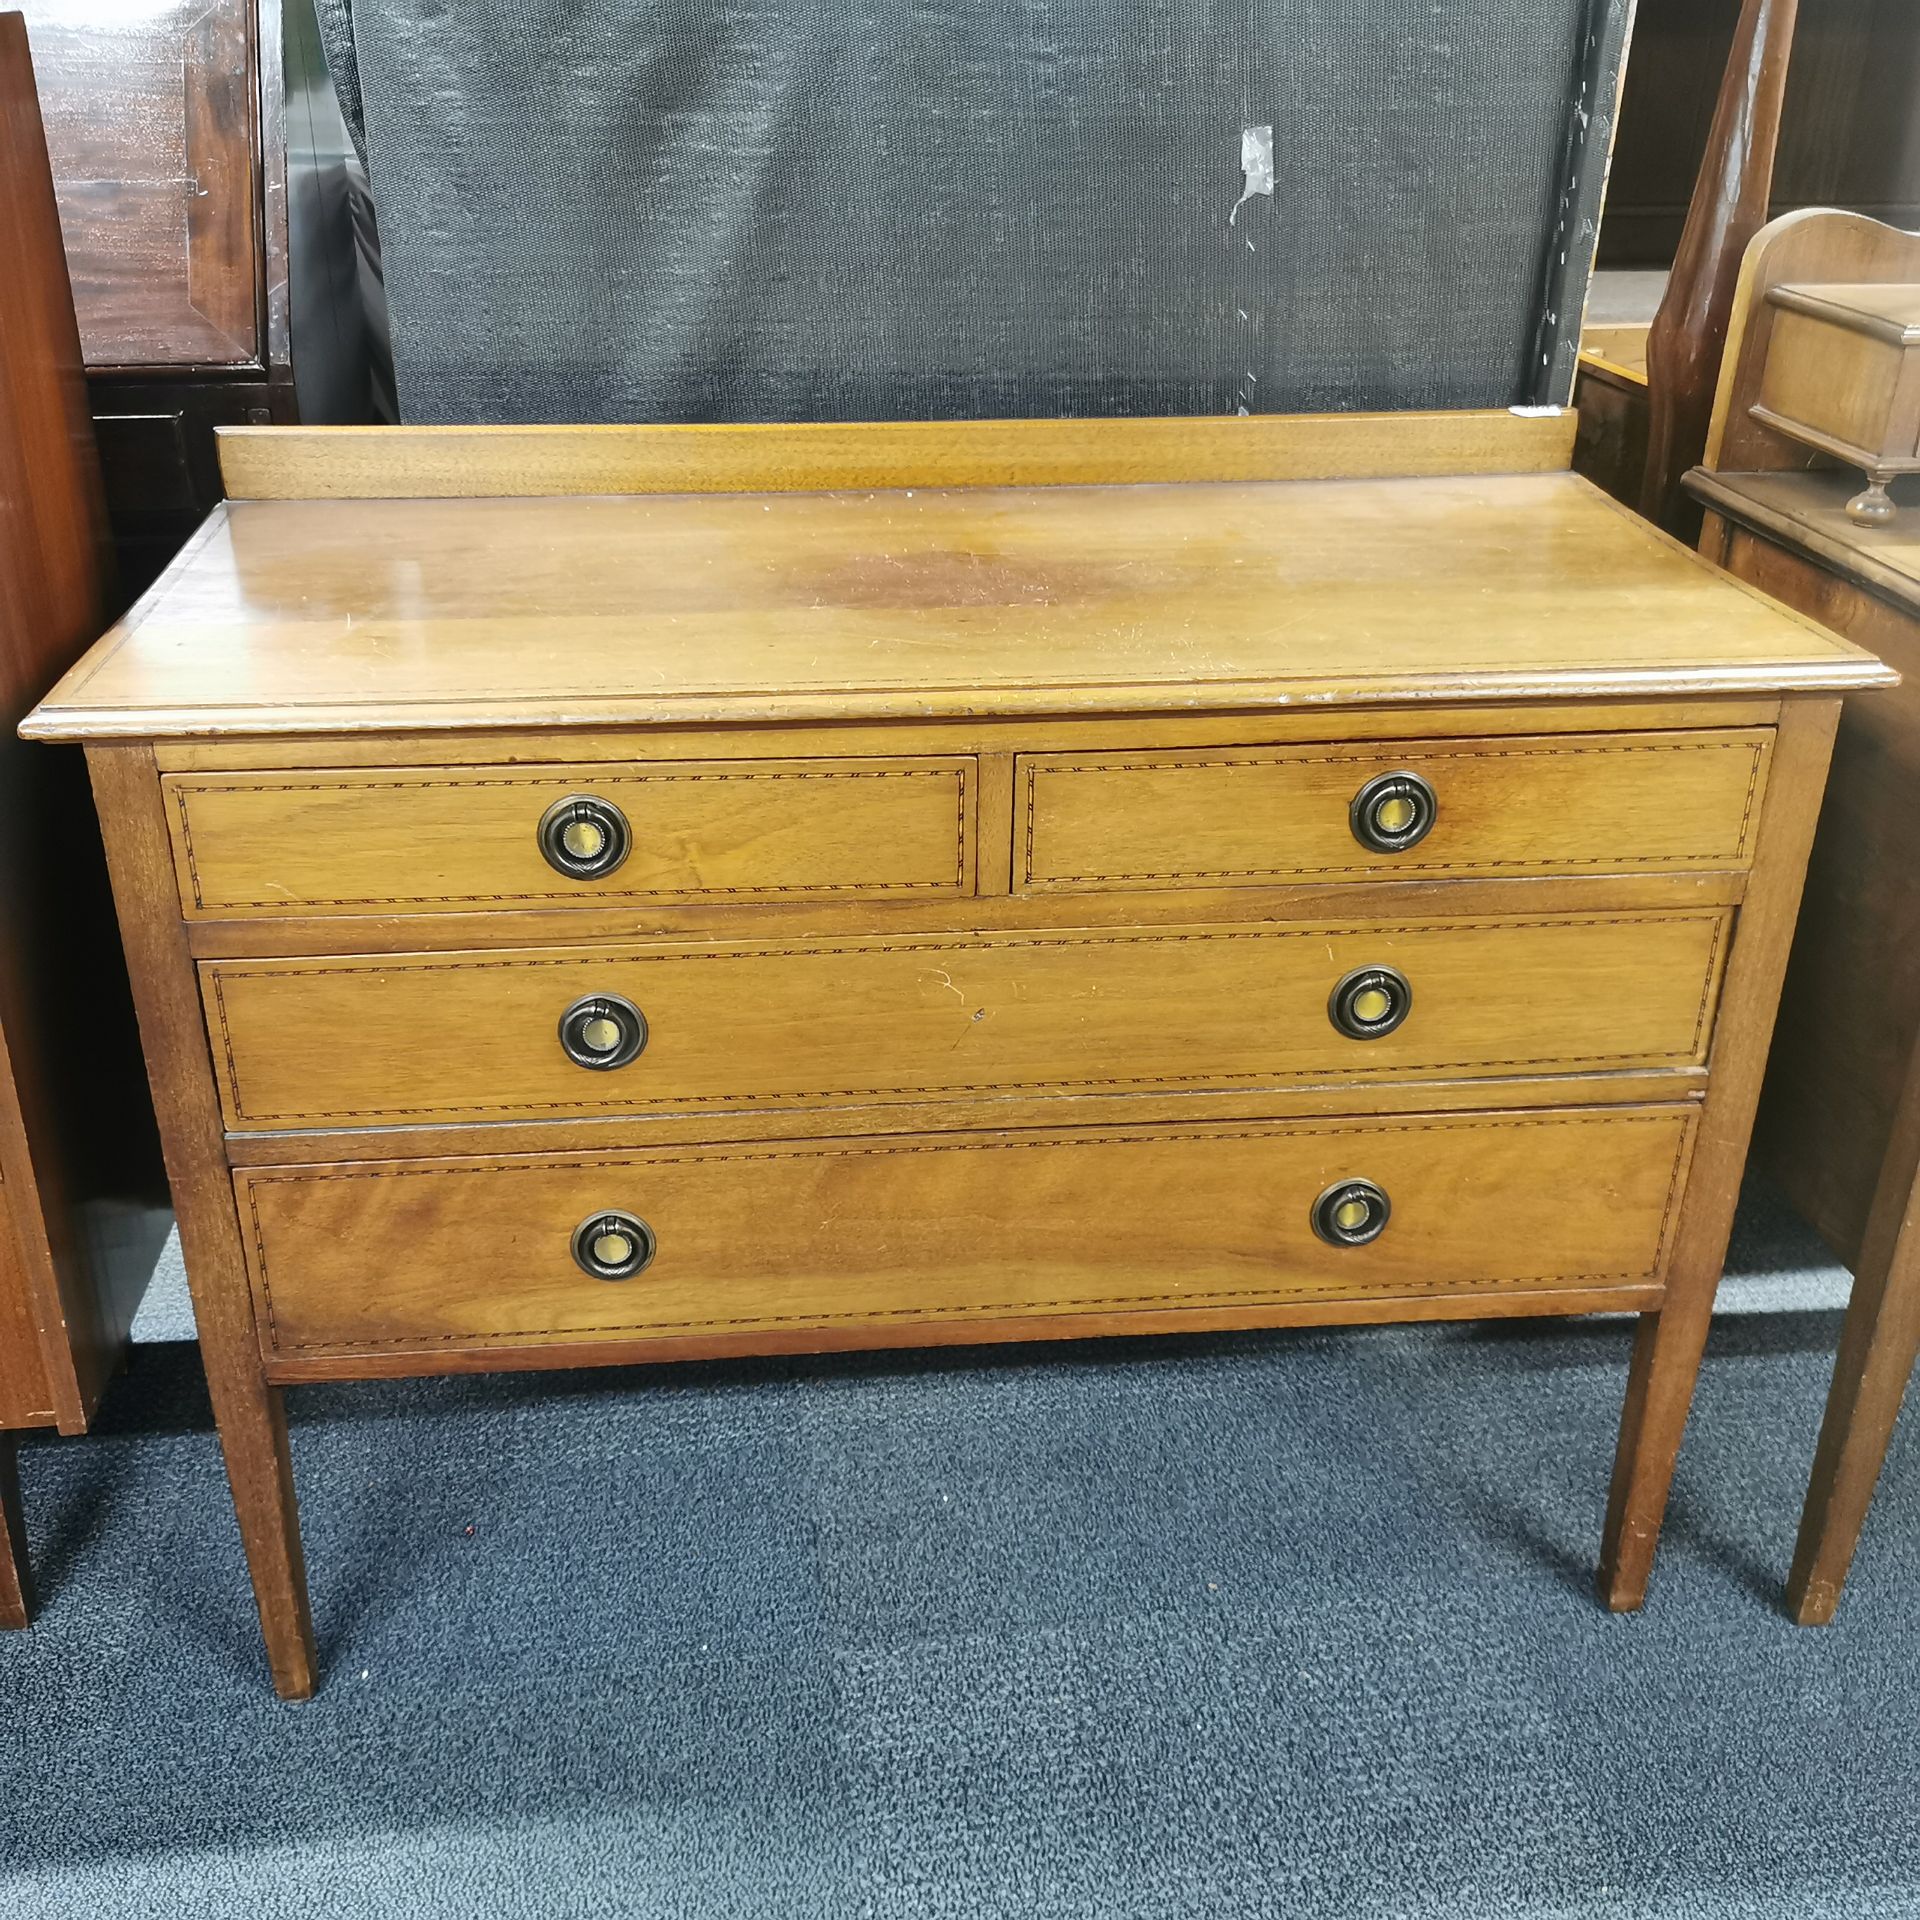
left=5, top=1200, right=1919, bottom=1916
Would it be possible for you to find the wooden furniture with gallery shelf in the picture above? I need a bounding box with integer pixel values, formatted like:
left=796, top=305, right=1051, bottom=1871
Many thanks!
left=1688, top=207, right=1920, bottom=1625
left=1742, top=279, right=1920, bottom=526
left=0, top=13, right=167, bottom=1628
left=23, top=410, right=1891, bottom=1699
left=1591, top=0, right=1920, bottom=529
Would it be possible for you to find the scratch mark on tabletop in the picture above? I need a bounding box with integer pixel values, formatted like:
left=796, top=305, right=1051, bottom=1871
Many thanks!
left=926, top=968, right=966, bottom=1002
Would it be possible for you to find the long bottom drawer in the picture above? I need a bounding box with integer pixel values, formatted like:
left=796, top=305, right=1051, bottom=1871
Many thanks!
left=238, top=1107, right=1696, bottom=1365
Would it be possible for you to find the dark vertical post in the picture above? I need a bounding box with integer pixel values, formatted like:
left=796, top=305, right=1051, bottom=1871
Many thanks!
left=1640, top=0, right=1800, bottom=534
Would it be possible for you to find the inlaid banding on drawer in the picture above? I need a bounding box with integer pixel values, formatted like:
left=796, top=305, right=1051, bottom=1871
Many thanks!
left=161, top=756, right=976, bottom=917
left=201, top=910, right=1731, bottom=1129
left=237, top=1108, right=1698, bottom=1359
left=1018, top=729, right=1772, bottom=891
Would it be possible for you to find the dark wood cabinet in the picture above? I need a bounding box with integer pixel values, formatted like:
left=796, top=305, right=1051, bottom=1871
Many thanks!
left=28, top=0, right=266, bottom=368
left=17, top=0, right=293, bottom=598
left=1601, top=0, right=1920, bottom=269
left=0, top=12, right=167, bottom=1626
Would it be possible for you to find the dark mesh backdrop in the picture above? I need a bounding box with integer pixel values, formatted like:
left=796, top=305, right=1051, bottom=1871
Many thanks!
left=313, top=0, right=1628, bottom=425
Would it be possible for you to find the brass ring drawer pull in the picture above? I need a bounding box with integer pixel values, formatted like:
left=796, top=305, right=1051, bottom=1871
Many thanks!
left=558, top=992, right=648, bottom=1070
left=538, top=794, right=632, bottom=879
left=1328, top=966, right=1412, bottom=1040
left=1349, top=770, right=1437, bottom=853
left=571, top=1210, right=656, bottom=1280
left=1312, top=1179, right=1391, bottom=1247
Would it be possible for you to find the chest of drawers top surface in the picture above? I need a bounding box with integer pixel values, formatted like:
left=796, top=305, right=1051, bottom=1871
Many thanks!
left=22, top=457, right=1890, bottom=745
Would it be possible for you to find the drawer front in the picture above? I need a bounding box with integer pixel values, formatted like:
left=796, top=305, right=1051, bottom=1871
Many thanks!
left=239, top=1108, right=1697, bottom=1359
left=1018, top=729, right=1771, bottom=890
left=162, top=757, right=976, bottom=917
left=202, top=910, right=1731, bottom=1129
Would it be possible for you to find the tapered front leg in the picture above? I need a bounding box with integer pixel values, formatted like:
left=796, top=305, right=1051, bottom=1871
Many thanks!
left=0, top=1434, right=34, bottom=1629
left=1602, top=1304, right=1718, bottom=1610
left=202, top=1370, right=315, bottom=1697
left=1600, top=697, right=1839, bottom=1609
left=89, top=745, right=316, bottom=1698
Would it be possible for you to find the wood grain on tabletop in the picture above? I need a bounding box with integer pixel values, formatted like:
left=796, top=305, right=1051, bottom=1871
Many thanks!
left=23, top=470, right=1892, bottom=741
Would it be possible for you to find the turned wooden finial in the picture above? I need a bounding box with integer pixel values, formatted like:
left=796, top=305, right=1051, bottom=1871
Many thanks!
left=1847, top=479, right=1900, bottom=526
left=1639, top=0, right=1801, bottom=533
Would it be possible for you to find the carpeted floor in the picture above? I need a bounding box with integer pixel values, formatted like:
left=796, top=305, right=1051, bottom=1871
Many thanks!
left=5, top=1178, right=1919, bottom=1918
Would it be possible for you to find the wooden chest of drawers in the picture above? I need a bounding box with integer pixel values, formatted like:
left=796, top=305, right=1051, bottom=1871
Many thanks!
left=23, top=411, right=1892, bottom=1696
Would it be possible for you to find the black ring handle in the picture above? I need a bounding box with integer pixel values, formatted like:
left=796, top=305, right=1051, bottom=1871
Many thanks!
left=1328, top=966, right=1413, bottom=1041
left=558, top=993, right=649, bottom=1070
left=1311, top=1179, right=1391, bottom=1247
left=1349, top=771, right=1437, bottom=854
left=571, top=1210, right=656, bottom=1280
left=538, top=795, right=632, bottom=880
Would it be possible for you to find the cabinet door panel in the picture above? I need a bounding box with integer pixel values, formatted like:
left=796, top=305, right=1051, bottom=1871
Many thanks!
left=22, top=0, right=259, bottom=366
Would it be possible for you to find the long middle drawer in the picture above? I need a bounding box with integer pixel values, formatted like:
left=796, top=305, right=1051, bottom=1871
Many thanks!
left=201, top=910, right=1732, bottom=1129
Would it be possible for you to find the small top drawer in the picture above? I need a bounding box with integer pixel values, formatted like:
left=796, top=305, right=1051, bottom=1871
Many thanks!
left=1017, top=730, right=1772, bottom=892
left=162, top=757, right=977, bottom=918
